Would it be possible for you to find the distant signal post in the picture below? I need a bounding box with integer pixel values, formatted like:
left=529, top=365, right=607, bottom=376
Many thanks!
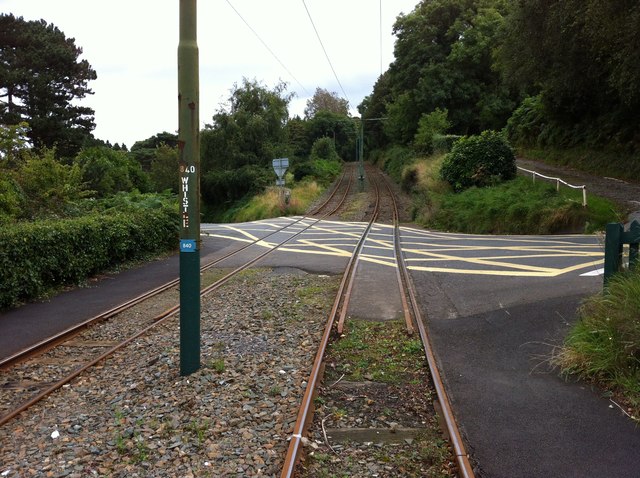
left=178, top=0, right=201, bottom=376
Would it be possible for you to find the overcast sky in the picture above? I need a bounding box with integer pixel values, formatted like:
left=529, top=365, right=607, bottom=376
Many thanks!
left=0, top=0, right=418, bottom=148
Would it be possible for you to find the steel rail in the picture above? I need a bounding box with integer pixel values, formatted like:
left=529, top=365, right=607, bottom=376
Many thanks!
left=281, top=167, right=381, bottom=477
left=0, top=167, right=359, bottom=427
left=336, top=168, right=381, bottom=333
left=2, top=163, right=355, bottom=371
left=308, top=163, right=354, bottom=217
left=379, top=173, right=414, bottom=335
left=0, top=216, right=308, bottom=370
left=384, top=172, right=476, bottom=478
left=0, top=216, right=332, bottom=428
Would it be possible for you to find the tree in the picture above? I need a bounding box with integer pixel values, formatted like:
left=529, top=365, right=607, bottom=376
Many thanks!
left=0, top=121, right=30, bottom=166
left=130, top=131, right=178, bottom=170
left=304, top=87, right=349, bottom=119
left=306, top=111, right=357, bottom=161
left=363, top=0, right=516, bottom=147
left=74, top=146, right=150, bottom=198
left=0, top=14, right=97, bottom=158
left=497, top=0, right=640, bottom=149
left=200, top=78, right=292, bottom=172
left=149, top=144, right=179, bottom=193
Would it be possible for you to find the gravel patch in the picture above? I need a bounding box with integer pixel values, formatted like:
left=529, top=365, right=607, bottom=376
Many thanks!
left=0, top=269, right=339, bottom=477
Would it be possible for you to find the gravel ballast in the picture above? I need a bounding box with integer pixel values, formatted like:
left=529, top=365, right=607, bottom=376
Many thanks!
left=0, top=268, right=339, bottom=477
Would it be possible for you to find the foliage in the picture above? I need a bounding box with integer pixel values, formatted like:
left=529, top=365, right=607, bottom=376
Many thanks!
left=201, top=164, right=272, bottom=218
left=292, top=157, right=341, bottom=185
left=554, top=268, right=640, bottom=414
left=0, top=14, right=96, bottom=158
left=376, top=145, right=416, bottom=183
left=432, top=134, right=463, bottom=153
left=440, top=130, right=516, bottom=192
left=413, top=108, right=451, bottom=154
left=74, top=146, right=150, bottom=198
left=149, top=144, right=179, bottom=193
left=0, top=175, right=25, bottom=222
left=304, top=87, right=349, bottom=119
left=0, top=207, right=178, bottom=309
left=200, top=78, right=291, bottom=172
left=497, top=0, right=640, bottom=151
left=0, top=121, right=30, bottom=165
left=425, top=176, right=617, bottom=234
left=310, top=137, right=340, bottom=162
left=504, top=96, right=547, bottom=147
left=366, top=0, right=517, bottom=150
left=14, top=148, right=85, bottom=217
left=305, top=110, right=356, bottom=161
left=130, top=131, right=178, bottom=170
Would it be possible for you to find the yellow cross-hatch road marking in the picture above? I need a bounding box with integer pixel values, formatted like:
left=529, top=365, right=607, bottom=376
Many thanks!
left=202, top=222, right=604, bottom=278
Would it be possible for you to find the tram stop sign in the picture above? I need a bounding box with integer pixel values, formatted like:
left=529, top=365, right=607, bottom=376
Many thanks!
left=272, top=158, right=289, bottom=185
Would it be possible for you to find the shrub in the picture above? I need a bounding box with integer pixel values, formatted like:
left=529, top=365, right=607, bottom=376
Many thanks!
left=0, top=175, right=25, bottom=221
left=201, top=165, right=272, bottom=207
left=440, top=130, right=516, bottom=192
left=505, top=96, right=547, bottom=147
left=432, top=134, right=463, bottom=153
left=0, top=209, right=178, bottom=309
left=380, top=145, right=414, bottom=182
left=74, top=146, right=150, bottom=197
left=310, top=136, right=340, bottom=162
left=413, top=108, right=451, bottom=154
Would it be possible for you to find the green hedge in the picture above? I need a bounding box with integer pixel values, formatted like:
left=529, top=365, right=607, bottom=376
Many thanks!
left=0, top=210, right=178, bottom=309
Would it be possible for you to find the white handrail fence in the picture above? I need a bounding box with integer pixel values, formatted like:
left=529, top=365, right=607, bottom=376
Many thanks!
left=517, top=166, right=587, bottom=206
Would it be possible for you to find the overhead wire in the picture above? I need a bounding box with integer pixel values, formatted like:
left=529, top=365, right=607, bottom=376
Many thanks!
left=301, top=0, right=351, bottom=106
left=224, top=0, right=310, bottom=96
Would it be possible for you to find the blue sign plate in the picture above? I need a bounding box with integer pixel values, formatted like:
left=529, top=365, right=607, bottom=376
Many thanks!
left=180, top=239, right=197, bottom=252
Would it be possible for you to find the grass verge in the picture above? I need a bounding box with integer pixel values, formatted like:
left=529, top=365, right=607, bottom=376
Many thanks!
left=401, top=153, right=620, bottom=234
left=553, top=268, right=640, bottom=420
left=222, top=180, right=324, bottom=222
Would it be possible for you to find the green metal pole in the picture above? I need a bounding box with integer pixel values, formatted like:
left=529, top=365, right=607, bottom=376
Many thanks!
left=603, top=222, right=623, bottom=287
left=178, top=0, right=200, bottom=376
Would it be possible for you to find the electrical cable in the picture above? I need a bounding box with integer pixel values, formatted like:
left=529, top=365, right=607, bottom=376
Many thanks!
left=225, top=0, right=309, bottom=96
left=301, top=0, right=351, bottom=106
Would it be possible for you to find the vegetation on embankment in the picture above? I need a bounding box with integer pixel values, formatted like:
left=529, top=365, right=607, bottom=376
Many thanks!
left=553, top=269, right=640, bottom=421
left=219, top=179, right=324, bottom=223
left=375, top=147, right=620, bottom=235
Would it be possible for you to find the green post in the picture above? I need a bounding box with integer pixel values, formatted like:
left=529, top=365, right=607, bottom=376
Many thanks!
left=603, top=222, right=623, bottom=286
left=178, top=0, right=200, bottom=376
left=629, top=220, right=639, bottom=271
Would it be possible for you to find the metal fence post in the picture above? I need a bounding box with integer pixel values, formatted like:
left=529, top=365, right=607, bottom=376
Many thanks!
left=603, top=222, right=624, bottom=286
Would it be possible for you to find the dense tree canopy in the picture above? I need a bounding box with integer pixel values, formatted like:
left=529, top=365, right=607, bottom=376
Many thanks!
left=363, top=0, right=516, bottom=150
left=200, top=78, right=291, bottom=172
left=497, top=0, right=640, bottom=150
left=0, top=14, right=97, bottom=158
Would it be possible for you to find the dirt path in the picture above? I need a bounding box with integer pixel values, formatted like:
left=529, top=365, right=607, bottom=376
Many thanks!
left=517, top=158, right=640, bottom=224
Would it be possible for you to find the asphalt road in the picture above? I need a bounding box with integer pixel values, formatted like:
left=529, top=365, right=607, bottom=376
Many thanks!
left=402, top=228, right=640, bottom=477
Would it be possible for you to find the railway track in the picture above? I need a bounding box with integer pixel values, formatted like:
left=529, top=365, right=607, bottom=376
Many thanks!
left=0, top=164, right=361, bottom=428
left=0, top=163, right=471, bottom=476
left=282, top=166, right=473, bottom=477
